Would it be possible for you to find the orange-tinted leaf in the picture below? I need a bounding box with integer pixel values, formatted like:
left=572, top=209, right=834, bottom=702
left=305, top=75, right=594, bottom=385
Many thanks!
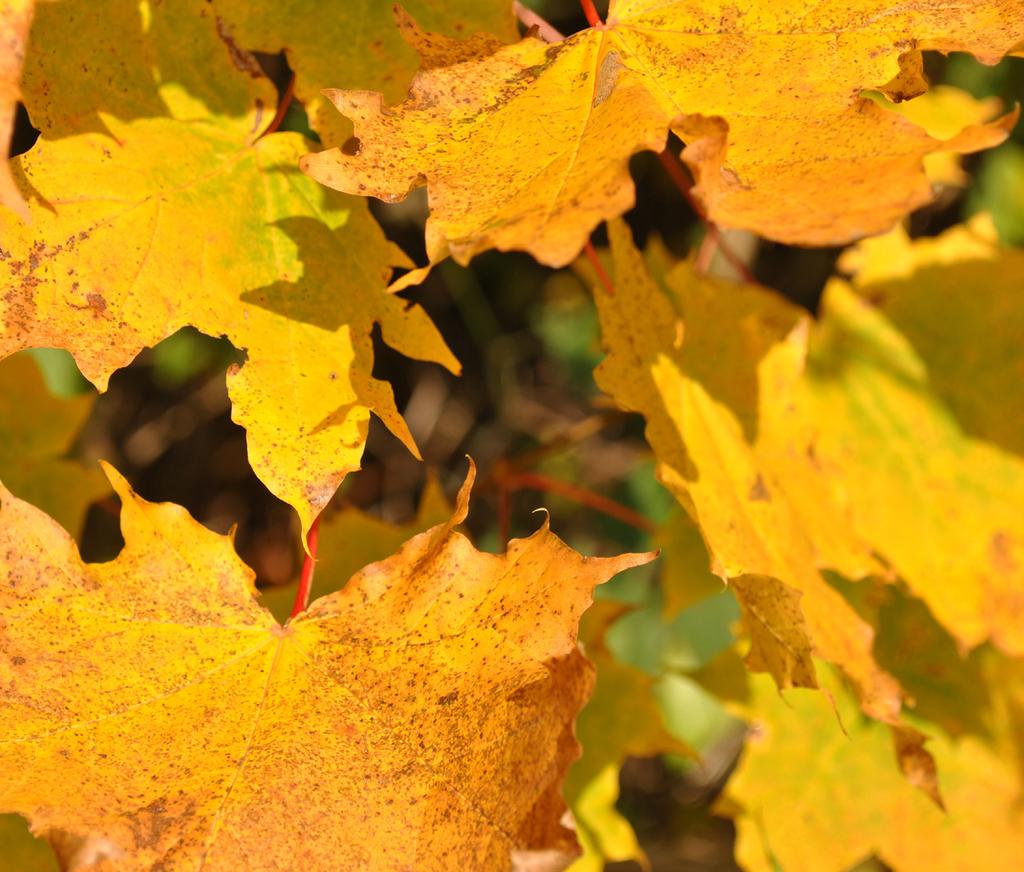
left=303, top=2, right=1021, bottom=267
left=0, top=462, right=652, bottom=869
left=0, top=0, right=32, bottom=219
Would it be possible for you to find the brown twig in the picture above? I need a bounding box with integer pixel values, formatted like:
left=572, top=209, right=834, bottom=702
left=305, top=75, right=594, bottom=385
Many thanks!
left=513, top=1, right=566, bottom=41
left=501, top=470, right=656, bottom=534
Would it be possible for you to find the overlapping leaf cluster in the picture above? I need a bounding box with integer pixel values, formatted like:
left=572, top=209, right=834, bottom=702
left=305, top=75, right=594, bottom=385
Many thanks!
left=2, top=0, right=1023, bottom=868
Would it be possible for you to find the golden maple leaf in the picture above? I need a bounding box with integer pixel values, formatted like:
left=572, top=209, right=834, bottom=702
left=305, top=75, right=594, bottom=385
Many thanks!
left=302, top=1, right=1022, bottom=267
left=0, top=460, right=652, bottom=869
left=0, top=0, right=460, bottom=539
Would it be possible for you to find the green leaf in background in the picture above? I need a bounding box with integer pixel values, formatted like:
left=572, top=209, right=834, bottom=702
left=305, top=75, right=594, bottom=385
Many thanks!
left=0, top=814, right=58, bottom=872
left=0, top=353, right=106, bottom=535
left=969, top=142, right=1024, bottom=243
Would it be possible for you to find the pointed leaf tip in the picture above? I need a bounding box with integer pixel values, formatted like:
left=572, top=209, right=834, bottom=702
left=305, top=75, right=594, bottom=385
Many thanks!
left=452, top=456, right=477, bottom=526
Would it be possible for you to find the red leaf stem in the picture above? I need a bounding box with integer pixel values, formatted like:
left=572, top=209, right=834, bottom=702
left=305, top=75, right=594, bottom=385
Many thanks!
left=585, top=240, right=615, bottom=296
left=579, top=0, right=604, bottom=27
left=656, top=150, right=757, bottom=284
left=289, top=514, right=322, bottom=620
left=501, top=470, right=656, bottom=534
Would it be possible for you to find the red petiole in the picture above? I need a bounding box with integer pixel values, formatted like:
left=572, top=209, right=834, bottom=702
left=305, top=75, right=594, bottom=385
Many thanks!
left=656, top=150, right=756, bottom=284
left=579, top=0, right=604, bottom=27
left=585, top=240, right=615, bottom=296
left=289, top=515, right=322, bottom=620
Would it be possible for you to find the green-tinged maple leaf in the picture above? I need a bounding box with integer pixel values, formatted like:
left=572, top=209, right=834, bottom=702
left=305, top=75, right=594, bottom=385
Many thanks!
left=657, top=510, right=725, bottom=618
left=210, top=0, right=517, bottom=147
left=566, top=512, right=741, bottom=872
left=813, top=218, right=1024, bottom=652
left=259, top=472, right=452, bottom=623
left=566, top=601, right=691, bottom=871
left=0, top=0, right=459, bottom=539
left=0, top=0, right=32, bottom=218
left=0, top=461, right=653, bottom=869
left=302, top=0, right=1021, bottom=268
left=727, top=656, right=1024, bottom=872
left=0, top=352, right=106, bottom=535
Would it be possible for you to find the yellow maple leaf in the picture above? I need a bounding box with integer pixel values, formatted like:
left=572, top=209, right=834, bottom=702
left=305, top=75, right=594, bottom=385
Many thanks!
left=0, top=352, right=106, bottom=535
left=210, top=0, right=517, bottom=147
left=871, top=85, right=1007, bottom=187
left=302, top=1, right=1021, bottom=268
left=0, top=460, right=652, bottom=869
left=0, top=0, right=459, bottom=539
left=593, top=220, right=901, bottom=724
left=0, top=0, right=32, bottom=219
left=728, top=659, right=1024, bottom=872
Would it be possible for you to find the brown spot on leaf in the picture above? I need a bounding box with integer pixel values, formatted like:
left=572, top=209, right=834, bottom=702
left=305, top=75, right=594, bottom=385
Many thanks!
left=86, top=293, right=107, bottom=316
left=593, top=51, right=624, bottom=108
left=748, top=475, right=771, bottom=502
left=990, top=531, right=1017, bottom=574
left=214, top=16, right=262, bottom=78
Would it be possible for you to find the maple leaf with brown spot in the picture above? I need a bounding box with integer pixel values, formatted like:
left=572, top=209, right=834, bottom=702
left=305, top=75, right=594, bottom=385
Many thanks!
left=303, top=0, right=1022, bottom=268
left=0, top=461, right=652, bottom=870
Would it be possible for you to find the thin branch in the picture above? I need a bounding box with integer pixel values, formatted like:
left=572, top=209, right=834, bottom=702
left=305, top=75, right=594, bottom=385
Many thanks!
left=579, top=0, right=604, bottom=28
left=259, top=71, right=296, bottom=140
left=656, top=150, right=757, bottom=284
left=513, top=1, right=566, bottom=41
left=502, top=471, right=656, bottom=534
left=289, top=515, right=322, bottom=620
left=505, top=411, right=624, bottom=472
